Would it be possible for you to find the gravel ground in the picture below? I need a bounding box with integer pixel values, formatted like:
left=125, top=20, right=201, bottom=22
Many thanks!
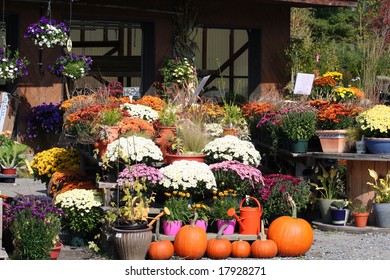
left=57, top=228, right=390, bottom=260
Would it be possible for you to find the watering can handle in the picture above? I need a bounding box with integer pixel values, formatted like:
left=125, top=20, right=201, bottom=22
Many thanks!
left=240, top=196, right=261, bottom=210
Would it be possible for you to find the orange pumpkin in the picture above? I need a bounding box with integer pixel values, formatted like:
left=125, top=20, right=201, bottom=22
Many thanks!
left=231, top=239, right=251, bottom=258
left=250, top=220, right=277, bottom=258
left=148, top=219, right=174, bottom=260
left=174, top=213, right=208, bottom=259
left=206, top=224, right=232, bottom=259
left=267, top=195, right=314, bottom=257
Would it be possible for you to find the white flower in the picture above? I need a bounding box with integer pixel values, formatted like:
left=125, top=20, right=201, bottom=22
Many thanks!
left=103, top=135, right=163, bottom=166
left=120, top=103, right=159, bottom=122
left=55, top=189, right=102, bottom=211
left=159, top=160, right=217, bottom=193
left=202, top=135, right=261, bottom=167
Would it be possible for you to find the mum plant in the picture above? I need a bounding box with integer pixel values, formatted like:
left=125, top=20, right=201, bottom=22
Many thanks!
left=160, top=57, right=197, bottom=88
left=25, top=102, right=63, bottom=139
left=120, top=103, right=159, bottom=122
left=30, top=147, right=81, bottom=184
left=0, top=47, right=29, bottom=81
left=356, top=105, right=390, bottom=138
left=311, top=76, right=338, bottom=100
left=162, top=193, right=192, bottom=223
left=209, top=189, right=239, bottom=221
left=202, top=135, right=261, bottom=167
left=209, top=160, right=264, bottom=197
left=119, top=117, right=155, bottom=138
left=159, top=160, right=217, bottom=201
left=55, top=188, right=104, bottom=241
left=4, top=195, right=64, bottom=259
left=49, top=52, right=93, bottom=80
left=135, top=95, right=165, bottom=112
left=25, top=16, right=69, bottom=48
left=256, top=174, right=312, bottom=223
left=102, top=135, right=163, bottom=169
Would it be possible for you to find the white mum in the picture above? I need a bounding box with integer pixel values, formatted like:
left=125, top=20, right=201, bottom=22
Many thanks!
left=55, top=189, right=102, bottom=211
left=120, top=103, right=159, bottom=122
left=159, top=160, right=217, bottom=192
left=202, top=135, right=261, bottom=167
left=104, top=136, right=163, bottom=165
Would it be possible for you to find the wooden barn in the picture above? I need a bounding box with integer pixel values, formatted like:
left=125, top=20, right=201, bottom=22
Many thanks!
left=0, top=0, right=357, bottom=142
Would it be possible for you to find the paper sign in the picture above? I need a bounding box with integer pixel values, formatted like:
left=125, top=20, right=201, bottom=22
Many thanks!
left=293, top=73, right=315, bottom=95
left=123, top=87, right=141, bottom=99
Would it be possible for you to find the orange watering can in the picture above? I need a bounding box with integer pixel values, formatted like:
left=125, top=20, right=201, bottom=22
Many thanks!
left=227, top=196, right=262, bottom=235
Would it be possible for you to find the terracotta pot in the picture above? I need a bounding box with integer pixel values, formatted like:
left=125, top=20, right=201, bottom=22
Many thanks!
left=164, top=153, right=206, bottom=164
left=1, top=168, right=17, bottom=175
left=316, top=129, right=347, bottom=153
left=353, top=212, right=369, bottom=228
left=222, top=127, right=238, bottom=136
left=50, top=242, right=63, bottom=260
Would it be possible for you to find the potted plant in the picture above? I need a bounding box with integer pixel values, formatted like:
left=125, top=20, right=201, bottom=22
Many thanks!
left=329, top=200, right=349, bottom=226
left=356, top=105, right=390, bottom=154
left=309, top=100, right=362, bottom=153
left=210, top=190, right=239, bottom=235
left=221, top=101, right=245, bottom=136
left=310, top=163, right=347, bottom=224
left=350, top=199, right=370, bottom=228
left=256, top=174, right=312, bottom=225
left=190, top=203, right=210, bottom=231
left=159, top=160, right=217, bottom=202
left=202, top=135, right=261, bottom=167
left=0, top=47, right=29, bottom=82
left=25, top=16, right=69, bottom=48
left=120, top=103, right=159, bottom=123
left=367, top=169, right=390, bottom=228
left=161, top=193, right=192, bottom=236
left=209, top=160, right=265, bottom=198
left=0, top=140, right=29, bottom=174
left=278, top=104, right=318, bottom=153
left=3, top=195, right=64, bottom=259
left=49, top=52, right=93, bottom=80
left=55, top=188, right=104, bottom=246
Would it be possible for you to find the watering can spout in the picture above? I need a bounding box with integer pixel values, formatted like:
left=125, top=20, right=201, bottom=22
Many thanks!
left=227, top=208, right=246, bottom=230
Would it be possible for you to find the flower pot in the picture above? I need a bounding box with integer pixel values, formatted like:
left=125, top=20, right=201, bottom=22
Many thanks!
left=191, top=219, right=208, bottom=232
left=50, top=242, right=63, bottom=260
left=222, top=127, right=238, bottom=136
left=318, top=199, right=340, bottom=224
left=353, top=212, right=369, bottom=228
left=112, top=225, right=153, bottom=260
left=364, top=138, right=390, bottom=154
left=1, top=168, right=17, bottom=175
left=330, top=208, right=349, bottom=226
left=373, top=203, right=390, bottom=228
left=216, top=219, right=236, bottom=235
left=316, top=130, right=347, bottom=153
left=164, top=153, right=206, bottom=164
left=290, top=139, right=309, bottom=153
left=162, top=220, right=183, bottom=236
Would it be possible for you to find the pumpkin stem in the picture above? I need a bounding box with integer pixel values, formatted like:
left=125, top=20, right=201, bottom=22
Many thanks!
left=190, top=211, right=199, bottom=227
left=287, top=194, right=297, bottom=219
left=216, top=224, right=228, bottom=239
left=155, top=218, right=161, bottom=241
left=259, top=219, right=266, bottom=240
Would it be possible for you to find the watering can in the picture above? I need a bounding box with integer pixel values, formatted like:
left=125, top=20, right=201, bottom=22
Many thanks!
left=227, top=196, right=262, bottom=235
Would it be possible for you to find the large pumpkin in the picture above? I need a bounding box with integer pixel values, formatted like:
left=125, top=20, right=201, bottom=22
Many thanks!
left=174, top=213, right=208, bottom=259
left=267, top=196, right=314, bottom=257
left=206, top=224, right=232, bottom=259
left=250, top=220, right=277, bottom=258
left=148, top=219, right=174, bottom=260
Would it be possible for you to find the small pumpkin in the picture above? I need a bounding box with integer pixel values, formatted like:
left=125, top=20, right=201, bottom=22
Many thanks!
left=267, top=195, right=314, bottom=257
left=231, top=238, right=251, bottom=258
left=174, top=212, right=208, bottom=259
left=148, top=219, right=174, bottom=260
left=250, top=219, right=278, bottom=258
left=206, top=224, right=232, bottom=259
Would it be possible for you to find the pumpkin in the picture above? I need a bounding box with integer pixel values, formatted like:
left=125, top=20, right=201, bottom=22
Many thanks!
left=206, top=224, right=232, bottom=259
left=267, top=195, right=314, bottom=257
left=148, top=219, right=174, bottom=260
left=231, top=238, right=251, bottom=258
left=174, top=212, right=208, bottom=259
left=250, top=219, right=278, bottom=258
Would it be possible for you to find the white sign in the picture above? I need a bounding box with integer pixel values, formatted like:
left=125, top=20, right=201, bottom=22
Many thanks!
left=189, top=75, right=211, bottom=103
left=123, top=87, right=141, bottom=99
left=0, top=91, right=9, bottom=132
left=293, top=73, right=315, bottom=95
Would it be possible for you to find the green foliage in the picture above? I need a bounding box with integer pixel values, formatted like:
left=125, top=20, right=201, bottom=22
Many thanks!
left=163, top=195, right=192, bottom=223
left=99, top=108, right=122, bottom=126
left=210, top=193, right=239, bottom=221
left=310, top=163, right=346, bottom=200
left=0, top=140, right=29, bottom=169
left=330, top=199, right=349, bottom=209
left=158, top=102, right=178, bottom=127
left=280, top=107, right=317, bottom=141
left=171, top=121, right=210, bottom=155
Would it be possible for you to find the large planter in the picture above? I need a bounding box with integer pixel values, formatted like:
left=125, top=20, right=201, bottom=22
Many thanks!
left=364, top=138, right=390, bottom=154
left=373, top=203, right=390, bottom=228
left=316, top=130, right=347, bottom=153
left=353, top=212, right=369, bottom=228
left=318, top=198, right=343, bottom=224
left=164, top=153, right=206, bottom=164
left=112, top=224, right=153, bottom=260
